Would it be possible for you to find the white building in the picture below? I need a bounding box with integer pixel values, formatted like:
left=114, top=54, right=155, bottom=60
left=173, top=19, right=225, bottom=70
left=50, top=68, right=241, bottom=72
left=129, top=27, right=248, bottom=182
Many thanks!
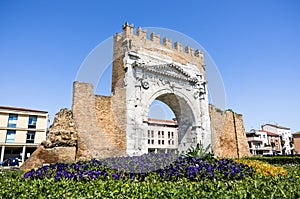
left=246, top=129, right=282, bottom=155
left=146, top=118, right=178, bottom=153
left=0, top=106, right=48, bottom=164
left=262, top=124, right=294, bottom=155
left=246, top=129, right=270, bottom=155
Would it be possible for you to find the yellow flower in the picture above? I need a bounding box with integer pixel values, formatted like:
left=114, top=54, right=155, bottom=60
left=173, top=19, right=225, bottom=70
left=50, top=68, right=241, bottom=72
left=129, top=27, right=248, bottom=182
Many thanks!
left=235, top=159, right=287, bottom=177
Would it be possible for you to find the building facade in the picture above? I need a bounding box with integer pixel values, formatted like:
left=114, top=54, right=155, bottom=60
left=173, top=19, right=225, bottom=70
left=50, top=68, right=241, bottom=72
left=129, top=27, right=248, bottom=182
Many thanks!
left=0, top=106, right=48, bottom=164
left=247, top=130, right=269, bottom=155
left=146, top=118, right=178, bottom=153
left=246, top=129, right=281, bottom=155
left=262, top=124, right=294, bottom=155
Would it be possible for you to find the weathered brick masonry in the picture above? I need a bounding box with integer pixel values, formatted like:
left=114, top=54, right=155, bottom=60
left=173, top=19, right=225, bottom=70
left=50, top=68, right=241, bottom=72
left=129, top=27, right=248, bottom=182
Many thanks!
left=72, top=82, right=125, bottom=159
left=209, top=105, right=250, bottom=158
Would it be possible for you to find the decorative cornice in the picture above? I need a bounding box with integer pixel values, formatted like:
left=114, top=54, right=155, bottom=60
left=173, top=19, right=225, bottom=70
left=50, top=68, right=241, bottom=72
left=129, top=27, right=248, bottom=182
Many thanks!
left=133, top=62, right=198, bottom=84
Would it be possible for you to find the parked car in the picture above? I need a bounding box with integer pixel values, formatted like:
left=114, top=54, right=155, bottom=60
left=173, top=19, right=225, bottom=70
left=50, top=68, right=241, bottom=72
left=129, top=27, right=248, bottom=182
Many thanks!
left=0, top=158, right=19, bottom=166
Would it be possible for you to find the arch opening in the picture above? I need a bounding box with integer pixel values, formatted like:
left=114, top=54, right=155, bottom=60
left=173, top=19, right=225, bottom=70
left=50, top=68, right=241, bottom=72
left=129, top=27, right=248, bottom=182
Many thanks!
left=145, top=92, right=197, bottom=153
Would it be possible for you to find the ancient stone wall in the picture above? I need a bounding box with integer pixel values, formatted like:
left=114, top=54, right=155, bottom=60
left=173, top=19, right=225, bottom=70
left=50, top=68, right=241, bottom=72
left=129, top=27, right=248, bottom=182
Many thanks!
left=234, top=113, right=250, bottom=157
left=95, top=95, right=126, bottom=151
left=72, top=81, right=125, bottom=159
left=43, top=108, right=77, bottom=148
left=209, top=105, right=250, bottom=158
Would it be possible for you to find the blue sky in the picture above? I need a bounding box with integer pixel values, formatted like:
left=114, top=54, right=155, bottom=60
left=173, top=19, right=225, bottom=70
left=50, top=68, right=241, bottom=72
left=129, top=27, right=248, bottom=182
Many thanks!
left=0, top=0, right=299, bottom=132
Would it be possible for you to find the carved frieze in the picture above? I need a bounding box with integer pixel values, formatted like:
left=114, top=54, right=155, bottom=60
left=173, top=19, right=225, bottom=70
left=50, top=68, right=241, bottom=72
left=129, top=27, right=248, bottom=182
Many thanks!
left=132, top=62, right=199, bottom=84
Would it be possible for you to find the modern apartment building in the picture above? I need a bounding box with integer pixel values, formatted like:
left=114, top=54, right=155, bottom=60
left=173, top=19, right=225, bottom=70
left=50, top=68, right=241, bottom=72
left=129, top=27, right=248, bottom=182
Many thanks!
left=146, top=118, right=178, bottom=153
left=0, top=106, right=48, bottom=164
left=262, top=124, right=294, bottom=155
left=247, top=129, right=282, bottom=155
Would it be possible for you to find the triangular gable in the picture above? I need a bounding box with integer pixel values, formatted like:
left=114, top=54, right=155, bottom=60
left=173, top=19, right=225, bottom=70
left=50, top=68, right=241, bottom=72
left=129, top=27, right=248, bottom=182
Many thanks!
left=133, top=62, right=198, bottom=83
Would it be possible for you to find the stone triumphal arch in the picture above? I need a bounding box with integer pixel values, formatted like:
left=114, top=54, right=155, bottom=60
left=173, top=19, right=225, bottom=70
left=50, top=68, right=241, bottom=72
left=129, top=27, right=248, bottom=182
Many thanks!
left=72, top=23, right=212, bottom=158
left=20, top=23, right=250, bottom=169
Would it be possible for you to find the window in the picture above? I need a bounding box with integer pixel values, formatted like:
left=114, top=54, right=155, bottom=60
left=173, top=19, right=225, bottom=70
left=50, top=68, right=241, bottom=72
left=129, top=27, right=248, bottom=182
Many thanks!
left=26, top=131, right=35, bottom=143
left=162, top=140, right=164, bottom=145
left=28, top=116, right=37, bottom=128
left=148, top=130, right=154, bottom=145
left=6, top=130, right=16, bottom=143
left=168, top=131, right=175, bottom=146
left=7, top=114, right=18, bottom=128
left=148, top=130, right=150, bottom=144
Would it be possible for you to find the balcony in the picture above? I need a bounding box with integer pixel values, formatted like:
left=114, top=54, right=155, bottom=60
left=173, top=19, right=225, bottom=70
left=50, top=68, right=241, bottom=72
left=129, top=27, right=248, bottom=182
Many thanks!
left=247, top=137, right=263, bottom=142
left=256, top=146, right=272, bottom=151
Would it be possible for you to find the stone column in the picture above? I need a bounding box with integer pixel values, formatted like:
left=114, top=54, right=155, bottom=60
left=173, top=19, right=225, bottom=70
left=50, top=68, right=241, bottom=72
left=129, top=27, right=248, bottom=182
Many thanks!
left=0, top=146, right=5, bottom=162
left=21, top=145, right=26, bottom=164
left=125, top=53, right=146, bottom=155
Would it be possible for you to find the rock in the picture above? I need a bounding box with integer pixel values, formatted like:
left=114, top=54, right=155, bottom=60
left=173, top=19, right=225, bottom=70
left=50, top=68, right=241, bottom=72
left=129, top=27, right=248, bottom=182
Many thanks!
left=20, top=146, right=76, bottom=170
left=42, top=108, right=78, bottom=148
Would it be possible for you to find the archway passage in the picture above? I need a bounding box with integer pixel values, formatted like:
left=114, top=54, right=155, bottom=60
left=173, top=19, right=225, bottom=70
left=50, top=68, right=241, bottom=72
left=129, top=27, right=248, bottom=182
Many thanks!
left=147, top=100, right=177, bottom=153
left=145, top=93, right=197, bottom=153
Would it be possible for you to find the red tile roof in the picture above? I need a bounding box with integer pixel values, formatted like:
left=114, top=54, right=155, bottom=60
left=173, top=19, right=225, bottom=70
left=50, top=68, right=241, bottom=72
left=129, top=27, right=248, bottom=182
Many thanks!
left=293, top=131, right=300, bottom=135
left=262, top=124, right=290, bottom=130
left=0, top=106, right=48, bottom=114
left=148, top=118, right=177, bottom=124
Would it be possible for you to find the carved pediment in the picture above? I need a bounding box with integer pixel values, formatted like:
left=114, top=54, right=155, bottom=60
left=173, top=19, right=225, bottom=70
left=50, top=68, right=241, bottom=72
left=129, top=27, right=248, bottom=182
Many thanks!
left=133, top=62, right=198, bottom=83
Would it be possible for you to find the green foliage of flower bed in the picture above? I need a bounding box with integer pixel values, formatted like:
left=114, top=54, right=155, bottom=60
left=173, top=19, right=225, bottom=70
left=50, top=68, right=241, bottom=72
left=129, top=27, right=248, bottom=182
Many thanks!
left=243, top=155, right=300, bottom=165
left=0, top=151, right=299, bottom=198
left=0, top=166, right=299, bottom=198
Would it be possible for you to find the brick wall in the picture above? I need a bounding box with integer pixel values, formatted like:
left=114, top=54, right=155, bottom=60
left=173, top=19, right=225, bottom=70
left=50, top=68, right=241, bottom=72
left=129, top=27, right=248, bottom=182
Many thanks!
left=72, top=81, right=125, bottom=159
left=294, top=134, right=300, bottom=154
left=209, top=105, right=250, bottom=158
left=95, top=95, right=126, bottom=151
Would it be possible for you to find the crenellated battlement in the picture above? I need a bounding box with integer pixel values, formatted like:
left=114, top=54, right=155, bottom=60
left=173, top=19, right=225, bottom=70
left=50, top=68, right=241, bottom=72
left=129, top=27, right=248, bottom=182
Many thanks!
left=114, top=22, right=204, bottom=60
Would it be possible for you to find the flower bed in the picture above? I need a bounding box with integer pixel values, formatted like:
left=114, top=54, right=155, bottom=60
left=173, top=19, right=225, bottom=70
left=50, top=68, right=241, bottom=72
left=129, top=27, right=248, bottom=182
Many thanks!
left=23, top=153, right=254, bottom=182
left=0, top=153, right=299, bottom=198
